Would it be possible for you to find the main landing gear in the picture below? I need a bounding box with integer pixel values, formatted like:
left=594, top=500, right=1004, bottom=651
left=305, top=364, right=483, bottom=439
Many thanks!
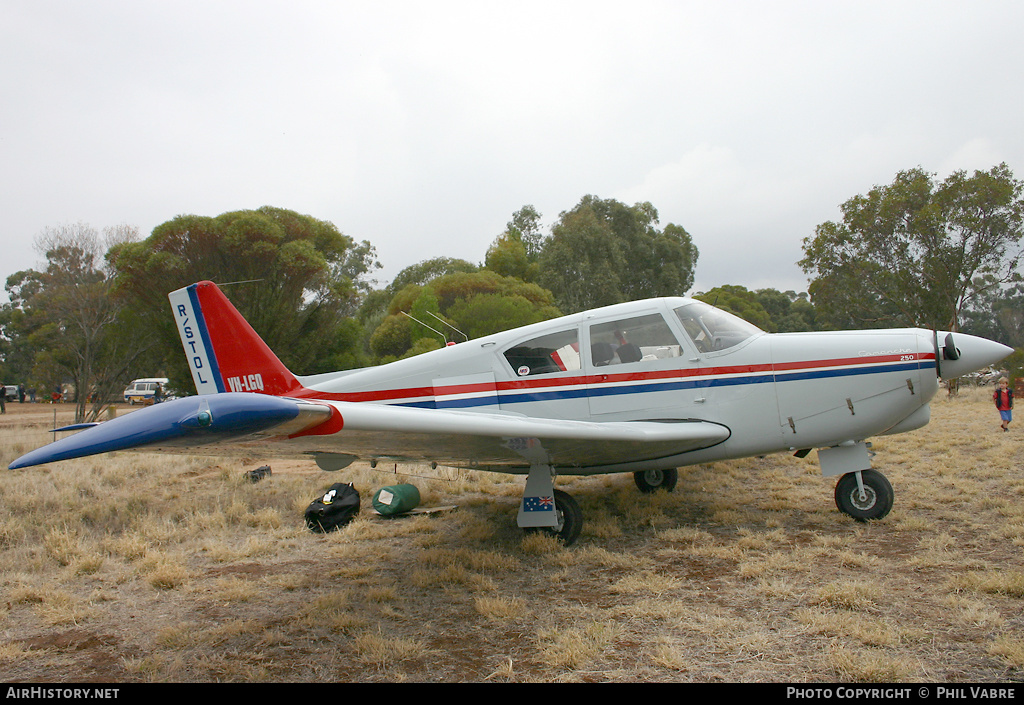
left=518, top=465, right=583, bottom=545
left=633, top=468, right=678, bottom=493
left=518, top=465, right=681, bottom=546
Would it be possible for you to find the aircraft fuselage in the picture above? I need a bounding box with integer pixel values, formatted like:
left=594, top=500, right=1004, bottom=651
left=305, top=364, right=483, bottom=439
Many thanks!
left=287, top=297, right=946, bottom=476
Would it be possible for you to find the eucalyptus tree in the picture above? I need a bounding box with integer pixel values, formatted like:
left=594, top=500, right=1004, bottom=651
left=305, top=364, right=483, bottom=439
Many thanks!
left=109, top=207, right=379, bottom=391
left=538, top=196, right=698, bottom=313
left=800, top=163, right=1024, bottom=331
left=5, top=223, right=150, bottom=422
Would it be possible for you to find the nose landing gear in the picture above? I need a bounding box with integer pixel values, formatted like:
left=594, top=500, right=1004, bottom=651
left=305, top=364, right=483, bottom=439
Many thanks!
left=834, top=468, right=893, bottom=521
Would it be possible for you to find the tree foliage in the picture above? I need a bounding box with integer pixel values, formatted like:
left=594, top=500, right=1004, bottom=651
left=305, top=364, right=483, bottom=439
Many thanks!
left=386, top=256, right=479, bottom=293
left=3, top=224, right=152, bottom=421
left=961, top=278, right=1024, bottom=348
left=800, top=164, right=1024, bottom=331
left=537, top=196, right=698, bottom=313
left=694, top=285, right=817, bottom=333
left=109, top=207, right=379, bottom=391
left=485, top=205, right=544, bottom=282
left=694, top=286, right=772, bottom=331
left=368, top=270, right=560, bottom=362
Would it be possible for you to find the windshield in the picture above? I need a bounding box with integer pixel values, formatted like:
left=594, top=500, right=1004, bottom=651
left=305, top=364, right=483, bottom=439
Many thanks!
left=673, top=301, right=763, bottom=353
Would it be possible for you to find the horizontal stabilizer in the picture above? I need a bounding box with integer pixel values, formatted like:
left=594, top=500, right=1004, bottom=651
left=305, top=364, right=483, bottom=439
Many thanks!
left=9, top=394, right=332, bottom=469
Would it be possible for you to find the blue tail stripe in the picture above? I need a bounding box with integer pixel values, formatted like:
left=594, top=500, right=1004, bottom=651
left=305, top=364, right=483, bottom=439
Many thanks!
left=187, top=284, right=226, bottom=393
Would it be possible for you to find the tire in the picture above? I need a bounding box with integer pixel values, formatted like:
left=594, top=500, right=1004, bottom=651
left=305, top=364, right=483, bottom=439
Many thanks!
left=526, top=489, right=583, bottom=546
left=634, top=468, right=679, bottom=494
left=834, top=469, right=893, bottom=521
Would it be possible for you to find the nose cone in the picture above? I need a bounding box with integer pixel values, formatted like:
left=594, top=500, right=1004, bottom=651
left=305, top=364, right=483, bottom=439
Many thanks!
left=936, top=331, right=1014, bottom=379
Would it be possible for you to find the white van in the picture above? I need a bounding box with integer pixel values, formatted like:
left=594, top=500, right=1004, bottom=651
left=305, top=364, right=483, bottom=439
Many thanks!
left=123, top=378, right=170, bottom=405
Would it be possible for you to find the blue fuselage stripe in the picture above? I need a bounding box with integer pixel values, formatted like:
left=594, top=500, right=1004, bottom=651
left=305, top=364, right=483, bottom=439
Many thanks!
left=392, top=361, right=936, bottom=410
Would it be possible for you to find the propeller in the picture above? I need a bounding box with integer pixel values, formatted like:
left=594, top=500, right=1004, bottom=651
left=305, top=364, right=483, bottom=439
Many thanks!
left=943, top=332, right=960, bottom=361
left=932, top=331, right=961, bottom=378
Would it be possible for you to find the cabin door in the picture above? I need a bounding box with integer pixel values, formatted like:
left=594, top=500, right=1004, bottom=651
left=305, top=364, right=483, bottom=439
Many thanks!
left=585, top=311, right=697, bottom=418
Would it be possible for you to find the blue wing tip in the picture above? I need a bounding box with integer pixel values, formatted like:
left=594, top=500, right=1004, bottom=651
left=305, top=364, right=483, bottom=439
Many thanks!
left=8, top=393, right=303, bottom=469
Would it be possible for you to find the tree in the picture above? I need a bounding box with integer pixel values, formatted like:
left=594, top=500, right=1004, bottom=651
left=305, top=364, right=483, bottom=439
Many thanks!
left=5, top=223, right=152, bottom=422
left=538, top=196, right=698, bottom=313
left=694, top=285, right=773, bottom=331
left=485, top=232, right=537, bottom=283
left=386, top=257, right=478, bottom=293
left=754, top=289, right=817, bottom=332
left=506, top=204, right=545, bottom=261
left=109, top=207, right=379, bottom=391
left=368, top=271, right=560, bottom=362
left=485, top=205, right=545, bottom=282
left=961, top=278, right=1024, bottom=347
left=800, top=164, right=1024, bottom=331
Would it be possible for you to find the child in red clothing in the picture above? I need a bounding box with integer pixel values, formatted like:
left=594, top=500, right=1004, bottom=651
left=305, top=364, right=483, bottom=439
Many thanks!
left=994, top=377, right=1014, bottom=432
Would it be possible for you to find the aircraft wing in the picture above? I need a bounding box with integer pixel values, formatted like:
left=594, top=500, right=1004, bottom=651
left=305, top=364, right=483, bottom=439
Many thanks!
left=8, top=393, right=730, bottom=472
left=326, top=400, right=731, bottom=470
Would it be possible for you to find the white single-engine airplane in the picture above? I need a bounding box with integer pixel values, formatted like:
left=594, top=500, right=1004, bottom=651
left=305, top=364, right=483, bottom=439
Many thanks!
left=10, top=281, right=1013, bottom=544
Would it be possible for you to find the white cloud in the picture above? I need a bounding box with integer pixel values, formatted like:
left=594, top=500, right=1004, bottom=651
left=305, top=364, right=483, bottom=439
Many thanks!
left=1, top=1, right=1022, bottom=303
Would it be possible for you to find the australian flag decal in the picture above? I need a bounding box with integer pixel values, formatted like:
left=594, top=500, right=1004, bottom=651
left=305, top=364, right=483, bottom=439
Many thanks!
left=523, top=495, right=554, bottom=512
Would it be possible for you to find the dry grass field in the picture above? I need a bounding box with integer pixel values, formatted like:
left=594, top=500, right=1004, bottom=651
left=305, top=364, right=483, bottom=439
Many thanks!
left=0, top=386, right=1022, bottom=683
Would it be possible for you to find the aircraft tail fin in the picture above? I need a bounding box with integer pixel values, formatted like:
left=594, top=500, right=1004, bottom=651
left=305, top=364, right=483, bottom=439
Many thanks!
left=168, top=281, right=302, bottom=397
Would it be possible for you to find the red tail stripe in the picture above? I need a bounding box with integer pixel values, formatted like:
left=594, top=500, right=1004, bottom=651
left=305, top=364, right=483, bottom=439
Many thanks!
left=193, top=281, right=302, bottom=397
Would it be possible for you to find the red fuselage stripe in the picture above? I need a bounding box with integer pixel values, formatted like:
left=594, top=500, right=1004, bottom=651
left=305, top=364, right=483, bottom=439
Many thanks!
left=285, top=352, right=935, bottom=404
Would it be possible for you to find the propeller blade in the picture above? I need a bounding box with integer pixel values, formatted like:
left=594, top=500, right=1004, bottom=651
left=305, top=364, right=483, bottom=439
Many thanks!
left=943, top=333, right=960, bottom=361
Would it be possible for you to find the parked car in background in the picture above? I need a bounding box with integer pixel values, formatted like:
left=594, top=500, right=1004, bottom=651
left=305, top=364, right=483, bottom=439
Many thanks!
left=123, top=378, right=170, bottom=405
left=963, top=367, right=1005, bottom=386
left=980, top=367, right=1005, bottom=385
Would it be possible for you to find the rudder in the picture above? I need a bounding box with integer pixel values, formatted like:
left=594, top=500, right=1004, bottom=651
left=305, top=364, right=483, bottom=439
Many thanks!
left=168, top=281, right=301, bottom=397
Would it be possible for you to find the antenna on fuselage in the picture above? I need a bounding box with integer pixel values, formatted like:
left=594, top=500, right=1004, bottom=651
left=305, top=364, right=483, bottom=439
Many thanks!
left=426, top=311, right=468, bottom=342
left=401, top=311, right=449, bottom=345
left=215, top=279, right=265, bottom=287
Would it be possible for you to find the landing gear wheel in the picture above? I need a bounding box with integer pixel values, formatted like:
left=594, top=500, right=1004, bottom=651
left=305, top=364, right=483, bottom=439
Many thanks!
left=834, top=469, right=893, bottom=521
left=634, top=468, right=678, bottom=493
left=526, top=489, right=583, bottom=546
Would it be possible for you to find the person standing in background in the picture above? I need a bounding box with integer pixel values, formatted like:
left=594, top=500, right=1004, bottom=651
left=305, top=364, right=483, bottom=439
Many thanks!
left=994, top=377, right=1014, bottom=432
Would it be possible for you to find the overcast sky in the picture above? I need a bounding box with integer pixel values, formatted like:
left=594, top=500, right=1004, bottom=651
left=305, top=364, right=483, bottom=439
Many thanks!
left=3, top=1, right=1022, bottom=303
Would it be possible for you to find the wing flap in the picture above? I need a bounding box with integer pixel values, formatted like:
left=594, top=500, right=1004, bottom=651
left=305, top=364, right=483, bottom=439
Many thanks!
left=318, top=402, right=730, bottom=470
left=337, top=402, right=723, bottom=443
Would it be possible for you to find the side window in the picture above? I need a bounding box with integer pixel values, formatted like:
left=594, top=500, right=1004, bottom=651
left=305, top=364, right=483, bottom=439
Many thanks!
left=589, top=314, right=682, bottom=367
left=504, top=329, right=580, bottom=377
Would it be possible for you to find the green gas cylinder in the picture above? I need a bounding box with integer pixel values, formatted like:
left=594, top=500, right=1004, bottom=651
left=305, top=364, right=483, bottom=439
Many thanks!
left=372, top=484, right=421, bottom=516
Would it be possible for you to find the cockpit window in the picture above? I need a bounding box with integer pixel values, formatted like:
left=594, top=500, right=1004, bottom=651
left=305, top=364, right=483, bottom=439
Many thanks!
left=673, top=302, right=763, bottom=353
left=589, top=313, right=682, bottom=366
left=504, top=329, right=580, bottom=376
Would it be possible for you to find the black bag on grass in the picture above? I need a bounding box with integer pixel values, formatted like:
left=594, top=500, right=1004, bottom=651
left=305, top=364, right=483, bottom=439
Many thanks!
left=305, top=483, right=360, bottom=533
